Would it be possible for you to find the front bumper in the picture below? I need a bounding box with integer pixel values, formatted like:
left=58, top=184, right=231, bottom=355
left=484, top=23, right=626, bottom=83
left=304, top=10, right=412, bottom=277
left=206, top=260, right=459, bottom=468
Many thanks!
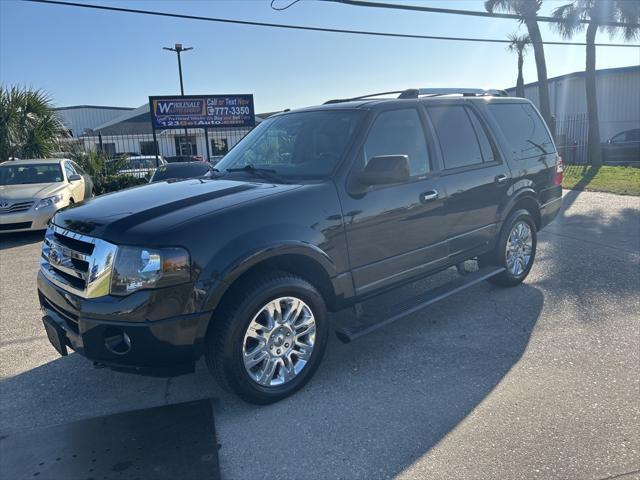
left=0, top=205, right=60, bottom=232
left=38, top=271, right=211, bottom=376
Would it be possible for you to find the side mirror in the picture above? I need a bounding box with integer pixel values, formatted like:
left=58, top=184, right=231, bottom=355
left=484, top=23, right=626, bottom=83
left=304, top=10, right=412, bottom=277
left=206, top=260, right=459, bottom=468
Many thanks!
left=358, top=155, right=410, bottom=186
left=68, top=174, right=82, bottom=182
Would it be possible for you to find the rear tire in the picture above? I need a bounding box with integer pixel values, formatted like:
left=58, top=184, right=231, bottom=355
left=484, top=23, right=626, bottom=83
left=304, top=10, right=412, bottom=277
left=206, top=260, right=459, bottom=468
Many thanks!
left=205, top=272, right=328, bottom=404
left=479, top=209, right=537, bottom=287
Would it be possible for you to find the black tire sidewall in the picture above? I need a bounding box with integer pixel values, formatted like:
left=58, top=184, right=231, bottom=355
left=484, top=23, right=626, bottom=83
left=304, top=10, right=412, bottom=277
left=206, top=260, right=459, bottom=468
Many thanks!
left=496, top=210, right=537, bottom=284
left=220, top=276, right=328, bottom=404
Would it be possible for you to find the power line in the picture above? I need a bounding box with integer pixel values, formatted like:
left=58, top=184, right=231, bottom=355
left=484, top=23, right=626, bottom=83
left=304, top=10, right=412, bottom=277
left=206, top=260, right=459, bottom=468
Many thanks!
left=270, top=0, right=302, bottom=11
left=23, top=0, right=640, bottom=48
left=326, top=0, right=640, bottom=29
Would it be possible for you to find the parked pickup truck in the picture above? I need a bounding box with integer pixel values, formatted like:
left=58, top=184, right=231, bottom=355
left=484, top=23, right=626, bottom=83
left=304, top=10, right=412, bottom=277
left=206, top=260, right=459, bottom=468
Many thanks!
left=38, top=88, right=562, bottom=404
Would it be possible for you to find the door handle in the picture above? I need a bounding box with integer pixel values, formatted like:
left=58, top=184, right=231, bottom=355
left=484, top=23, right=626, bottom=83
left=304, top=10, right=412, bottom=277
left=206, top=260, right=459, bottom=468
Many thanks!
left=421, top=190, right=439, bottom=202
left=495, top=174, right=508, bottom=185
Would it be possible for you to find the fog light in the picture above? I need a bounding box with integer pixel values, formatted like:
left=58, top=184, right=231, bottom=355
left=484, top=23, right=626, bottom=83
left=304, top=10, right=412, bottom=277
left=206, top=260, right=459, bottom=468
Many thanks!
left=104, top=327, right=132, bottom=355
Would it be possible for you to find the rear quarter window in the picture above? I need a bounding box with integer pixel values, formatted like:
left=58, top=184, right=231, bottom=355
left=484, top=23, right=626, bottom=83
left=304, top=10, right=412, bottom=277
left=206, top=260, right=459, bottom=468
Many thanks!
left=488, top=103, right=555, bottom=160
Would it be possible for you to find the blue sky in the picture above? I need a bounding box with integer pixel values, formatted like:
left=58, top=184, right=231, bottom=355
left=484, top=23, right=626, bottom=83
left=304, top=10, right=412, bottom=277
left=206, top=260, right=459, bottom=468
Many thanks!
left=1, top=0, right=638, bottom=113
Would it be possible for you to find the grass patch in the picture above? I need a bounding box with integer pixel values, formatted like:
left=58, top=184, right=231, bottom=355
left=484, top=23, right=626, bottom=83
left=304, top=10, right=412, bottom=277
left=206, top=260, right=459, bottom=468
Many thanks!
left=562, top=165, right=640, bottom=196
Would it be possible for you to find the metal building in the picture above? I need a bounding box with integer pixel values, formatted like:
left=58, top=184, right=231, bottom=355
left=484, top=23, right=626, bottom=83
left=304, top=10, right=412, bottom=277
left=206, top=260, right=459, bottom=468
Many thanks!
left=54, top=105, right=134, bottom=138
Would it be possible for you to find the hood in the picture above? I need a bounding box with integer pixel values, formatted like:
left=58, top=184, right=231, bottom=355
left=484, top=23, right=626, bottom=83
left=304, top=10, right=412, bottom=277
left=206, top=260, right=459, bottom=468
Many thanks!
left=52, top=178, right=301, bottom=242
left=0, top=182, right=65, bottom=201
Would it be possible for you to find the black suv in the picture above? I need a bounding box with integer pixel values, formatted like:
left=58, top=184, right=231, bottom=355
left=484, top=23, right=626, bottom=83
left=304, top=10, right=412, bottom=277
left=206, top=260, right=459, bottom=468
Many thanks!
left=38, top=89, right=562, bottom=404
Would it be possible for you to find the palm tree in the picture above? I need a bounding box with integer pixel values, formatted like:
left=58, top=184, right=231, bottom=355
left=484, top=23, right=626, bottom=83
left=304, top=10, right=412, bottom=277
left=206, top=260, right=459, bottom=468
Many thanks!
left=552, top=0, right=640, bottom=166
left=0, top=86, right=65, bottom=162
left=485, top=0, right=552, bottom=129
left=507, top=33, right=531, bottom=97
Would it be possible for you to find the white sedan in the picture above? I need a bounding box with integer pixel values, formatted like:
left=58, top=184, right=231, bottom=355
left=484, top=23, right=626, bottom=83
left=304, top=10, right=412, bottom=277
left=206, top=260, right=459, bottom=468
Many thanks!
left=0, top=158, right=93, bottom=233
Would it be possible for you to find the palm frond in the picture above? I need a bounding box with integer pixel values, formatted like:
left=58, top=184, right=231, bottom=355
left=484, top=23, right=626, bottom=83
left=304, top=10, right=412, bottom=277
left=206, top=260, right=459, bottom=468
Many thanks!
left=485, top=0, right=542, bottom=18
left=552, top=2, right=587, bottom=38
left=0, top=86, right=65, bottom=161
left=506, top=32, right=531, bottom=54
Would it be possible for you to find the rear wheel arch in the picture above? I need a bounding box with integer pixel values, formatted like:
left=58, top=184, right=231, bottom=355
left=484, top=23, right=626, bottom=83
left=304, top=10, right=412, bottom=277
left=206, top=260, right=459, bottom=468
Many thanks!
left=500, top=191, right=541, bottom=231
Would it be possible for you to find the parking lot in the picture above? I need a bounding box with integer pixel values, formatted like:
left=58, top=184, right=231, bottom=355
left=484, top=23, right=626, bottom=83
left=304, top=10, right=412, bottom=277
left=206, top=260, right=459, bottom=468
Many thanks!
left=0, top=189, right=638, bottom=480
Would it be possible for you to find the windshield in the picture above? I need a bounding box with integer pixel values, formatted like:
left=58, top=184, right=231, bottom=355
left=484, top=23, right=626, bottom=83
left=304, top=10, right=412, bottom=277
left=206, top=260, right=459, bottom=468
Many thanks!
left=216, top=110, right=363, bottom=179
left=0, top=163, right=63, bottom=185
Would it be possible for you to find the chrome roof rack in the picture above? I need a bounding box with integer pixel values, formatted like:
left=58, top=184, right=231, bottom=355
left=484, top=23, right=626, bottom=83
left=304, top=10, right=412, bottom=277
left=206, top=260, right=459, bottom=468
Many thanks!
left=323, top=90, right=413, bottom=104
left=417, top=88, right=509, bottom=97
left=324, top=87, right=508, bottom=104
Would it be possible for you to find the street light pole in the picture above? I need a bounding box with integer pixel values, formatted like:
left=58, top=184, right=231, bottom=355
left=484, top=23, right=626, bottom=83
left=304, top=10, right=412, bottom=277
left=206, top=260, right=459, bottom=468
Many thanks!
left=163, top=43, right=193, bottom=155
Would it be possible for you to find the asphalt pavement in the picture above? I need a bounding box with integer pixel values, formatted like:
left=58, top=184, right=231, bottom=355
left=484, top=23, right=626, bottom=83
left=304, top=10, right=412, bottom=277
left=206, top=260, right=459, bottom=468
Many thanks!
left=0, top=190, right=639, bottom=480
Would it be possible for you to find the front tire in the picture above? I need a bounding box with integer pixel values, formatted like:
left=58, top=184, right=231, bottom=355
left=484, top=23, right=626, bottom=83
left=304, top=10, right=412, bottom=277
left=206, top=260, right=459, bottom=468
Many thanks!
left=205, top=273, right=328, bottom=404
left=479, top=209, right=537, bottom=287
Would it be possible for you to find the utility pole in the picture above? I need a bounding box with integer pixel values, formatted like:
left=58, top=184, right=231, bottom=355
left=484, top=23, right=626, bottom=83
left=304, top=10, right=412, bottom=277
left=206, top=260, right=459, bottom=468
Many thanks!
left=163, top=43, right=193, bottom=155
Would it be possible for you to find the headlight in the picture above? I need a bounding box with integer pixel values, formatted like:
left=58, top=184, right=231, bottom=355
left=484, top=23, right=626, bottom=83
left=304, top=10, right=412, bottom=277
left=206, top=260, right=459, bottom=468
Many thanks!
left=35, top=194, right=64, bottom=210
left=110, top=246, right=191, bottom=295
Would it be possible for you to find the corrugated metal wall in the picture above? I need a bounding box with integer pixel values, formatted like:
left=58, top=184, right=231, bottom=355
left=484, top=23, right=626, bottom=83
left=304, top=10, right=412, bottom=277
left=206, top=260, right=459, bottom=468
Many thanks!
left=55, top=107, right=134, bottom=137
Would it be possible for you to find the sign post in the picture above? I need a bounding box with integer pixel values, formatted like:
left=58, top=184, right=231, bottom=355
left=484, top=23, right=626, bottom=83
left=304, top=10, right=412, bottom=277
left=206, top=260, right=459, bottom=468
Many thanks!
left=204, top=127, right=210, bottom=162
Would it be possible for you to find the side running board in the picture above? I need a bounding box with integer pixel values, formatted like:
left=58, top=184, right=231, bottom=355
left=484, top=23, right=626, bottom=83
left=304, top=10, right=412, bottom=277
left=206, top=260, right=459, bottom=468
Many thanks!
left=335, top=266, right=505, bottom=343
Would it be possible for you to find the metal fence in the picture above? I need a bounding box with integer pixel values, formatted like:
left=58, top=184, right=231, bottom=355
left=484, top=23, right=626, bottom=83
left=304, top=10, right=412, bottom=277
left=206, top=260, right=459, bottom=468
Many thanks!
left=83, top=127, right=250, bottom=162
left=58, top=125, right=252, bottom=180
left=555, top=113, right=589, bottom=165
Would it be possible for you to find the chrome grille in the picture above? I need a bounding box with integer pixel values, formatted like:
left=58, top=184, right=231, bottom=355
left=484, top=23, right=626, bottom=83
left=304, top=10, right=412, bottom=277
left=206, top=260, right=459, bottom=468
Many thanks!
left=40, top=224, right=118, bottom=298
left=0, top=201, right=34, bottom=214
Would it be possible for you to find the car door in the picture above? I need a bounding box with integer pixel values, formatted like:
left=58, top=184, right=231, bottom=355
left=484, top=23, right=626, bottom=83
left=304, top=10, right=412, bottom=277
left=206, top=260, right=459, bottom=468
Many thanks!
left=424, top=103, right=510, bottom=258
left=63, top=161, right=85, bottom=201
left=339, top=107, right=449, bottom=296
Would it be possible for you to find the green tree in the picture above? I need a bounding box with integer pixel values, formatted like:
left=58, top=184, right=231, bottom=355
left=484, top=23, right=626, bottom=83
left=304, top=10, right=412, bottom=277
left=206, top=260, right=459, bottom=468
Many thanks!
left=0, top=86, right=65, bottom=162
left=507, top=32, right=531, bottom=97
left=552, top=0, right=640, bottom=166
left=485, top=1, right=552, bottom=129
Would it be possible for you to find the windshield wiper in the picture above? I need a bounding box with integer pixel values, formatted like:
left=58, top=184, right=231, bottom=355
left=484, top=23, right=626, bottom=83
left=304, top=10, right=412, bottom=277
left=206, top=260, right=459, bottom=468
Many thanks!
left=225, top=165, right=287, bottom=183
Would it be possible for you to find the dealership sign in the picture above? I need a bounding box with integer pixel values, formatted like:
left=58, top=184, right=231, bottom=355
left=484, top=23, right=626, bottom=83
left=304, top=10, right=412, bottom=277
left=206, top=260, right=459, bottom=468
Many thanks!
left=149, top=94, right=255, bottom=129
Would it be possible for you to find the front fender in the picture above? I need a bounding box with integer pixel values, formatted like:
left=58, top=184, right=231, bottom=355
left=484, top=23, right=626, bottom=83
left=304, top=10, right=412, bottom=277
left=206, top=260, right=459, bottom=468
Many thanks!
left=197, top=229, right=339, bottom=314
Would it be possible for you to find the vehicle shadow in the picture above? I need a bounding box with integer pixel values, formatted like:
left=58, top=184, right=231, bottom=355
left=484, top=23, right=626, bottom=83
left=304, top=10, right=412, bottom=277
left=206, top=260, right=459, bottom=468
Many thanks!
left=0, top=231, right=45, bottom=250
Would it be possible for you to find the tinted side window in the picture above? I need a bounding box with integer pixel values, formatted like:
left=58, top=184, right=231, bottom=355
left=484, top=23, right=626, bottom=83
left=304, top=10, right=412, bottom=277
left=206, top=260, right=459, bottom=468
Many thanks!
left=488, top=103, right=554, bottom=160
left=611, top=132, right=627, bottom=142
left=364, top=109, right=430, bottom=176
left=467, top=109, right=496, bottom=163
left=427, top=105, right=483, bottom=169
left=621, top=129, right=640, bottom=142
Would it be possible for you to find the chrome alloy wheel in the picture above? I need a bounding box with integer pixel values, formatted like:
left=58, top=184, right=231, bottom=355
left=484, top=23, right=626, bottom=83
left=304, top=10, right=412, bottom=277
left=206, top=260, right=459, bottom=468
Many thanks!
left=506, top=221, right=533, bottom=276
left=242, top=297, right=316, bottom=387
